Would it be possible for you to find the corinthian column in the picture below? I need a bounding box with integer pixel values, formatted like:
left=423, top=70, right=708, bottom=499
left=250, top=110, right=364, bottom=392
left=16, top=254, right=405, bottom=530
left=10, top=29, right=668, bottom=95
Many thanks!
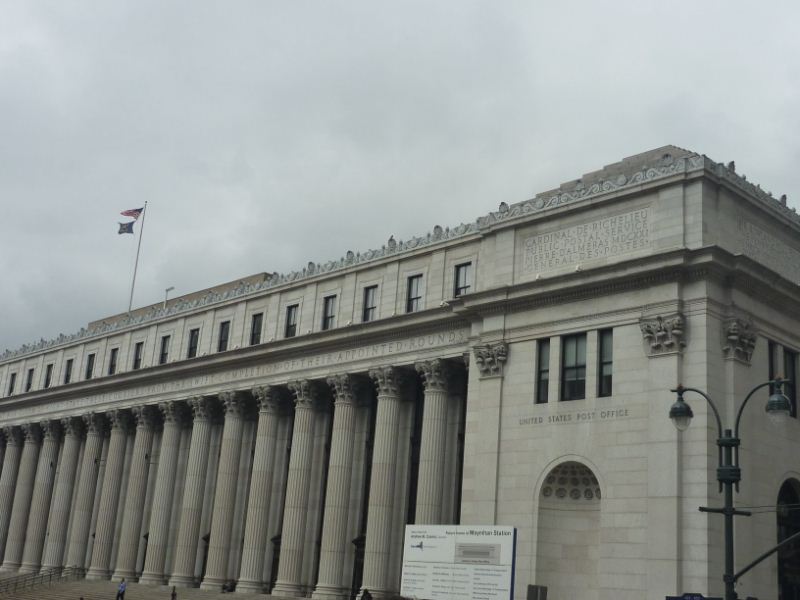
left=361, top=367, right=406, bottom=598
left=312, top=374, right=361, bottom=600
left=139, top=401, right=187, bottom=585
left=85, top=409, right=131, bottom=580
left=237, top=386, right=284, bottom=593
left=271, top=380, right=320, bottom=597
left=201, top=391, right=249, bottom=590
left=169, top=397, right=216, bottom=588
left=1, top=423, right=42, bottom=572
left=414, top=359, right=451, bottom=524
left=19, top=420, right=62, bottom=573
left=66, top=413, right=106, bottom=568
left=0, top=427, right=24, bottom=562
left=112, top=406, right=157, bottom=581
left=41, top=417, right=84, bottom=572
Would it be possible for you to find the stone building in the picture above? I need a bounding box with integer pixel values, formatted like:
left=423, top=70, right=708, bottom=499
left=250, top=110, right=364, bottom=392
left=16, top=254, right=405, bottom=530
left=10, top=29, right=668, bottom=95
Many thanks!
left=0, top=146, right=798, bottom=600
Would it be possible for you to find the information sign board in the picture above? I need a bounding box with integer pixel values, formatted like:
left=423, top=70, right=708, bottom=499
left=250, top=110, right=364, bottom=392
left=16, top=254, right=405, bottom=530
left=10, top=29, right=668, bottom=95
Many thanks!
left=400, top=525, right=516, bottom=600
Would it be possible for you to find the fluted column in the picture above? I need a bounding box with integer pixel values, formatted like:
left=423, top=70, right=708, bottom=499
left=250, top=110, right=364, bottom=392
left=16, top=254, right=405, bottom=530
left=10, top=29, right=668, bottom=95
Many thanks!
left=139, top=401, right=187, bottom=585
left=200, top=392, right=249, bottom=590
left=85, top=409, right=131, bottom=580
left=66, top=413, right=106, bottom=568
left=313, top=374, right=361, bottom=600
left=169, top=396, right=216, bottom=588
left=414, top=359, right=452, bottom=524
left=271, top=380, right=320, bottom=597
left=361, top=367, right=406, bottom=598
left=41, top=417, right=85, bottom=572
left=0, top=427, right=24, bottom=562
left=19, top=421, right=62, bottom=573
left=237, top=386, right=284, bottom=593
left=112, top=406, right=157, bottom=581
left=1, top=423, right=42, bottom=572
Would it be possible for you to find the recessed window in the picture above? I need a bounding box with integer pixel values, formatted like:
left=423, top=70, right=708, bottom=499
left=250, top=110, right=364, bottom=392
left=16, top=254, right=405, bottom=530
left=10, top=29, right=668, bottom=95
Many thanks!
left=561, top=334, right=586, bottom=401
left=598, top=329, right=613, bottom=398
left=25, top=368, right=34, bottom=392
left=7, top=372, right=16, bottom=396
left=132, top=342, right=144, bottom=370
left=108, top=348, right=119, bottom=375
left=454, top=262, right=472, bottom=297
left=187, top=328, right=200, bottom=358
left=363, top=285, right=378, bottom=323
left=285, top=305, right=298, bottom=338
left=44, top=364, right=53, bottom=389
left=784, top=348, right=797, bottom=418
left=250, top=313, right=264, bottom=346
left=322, top=296, right=337, bottom=331
left=159, top=335, right=171, bottom=365
left=535, top=339, right=550, bottom=404
left=218, top=321, right=231, bottom=352
left=406, top=275, right=423, bottom=313
left=85, top=353, right=96, bottom=380
left=63, top=359, right=73, bottom=384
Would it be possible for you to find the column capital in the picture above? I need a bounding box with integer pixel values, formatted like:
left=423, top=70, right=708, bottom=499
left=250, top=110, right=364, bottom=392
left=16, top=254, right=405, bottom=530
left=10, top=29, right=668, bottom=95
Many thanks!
left=83, top=412, right=108, bottom=435
left=327, top=374, right=362, bottom=406
left=159, top=400, right=189, bottom=425
left=2, top=426, right=22, bottom=446
left=40, top=419, right=62, bottom=442
left=106, top=409, right=133, bottom=432
left=473, top=341, right=508, bottom=378
left=253, top=385, right=286, bottom=413
left=21, top=423, right=42, bottom=444
left=415, top=359, right=452, bottom=392
left=369, top=366, right=407, bottom=396
left=218, top=390, right=248, bottom=417
left=288, top=379, right=319, bottom=409
left=131, top=405, right=158, bottom=430
left=61, top=416, right=85, bottom=438
left=189, top=396, right=217, bottom=422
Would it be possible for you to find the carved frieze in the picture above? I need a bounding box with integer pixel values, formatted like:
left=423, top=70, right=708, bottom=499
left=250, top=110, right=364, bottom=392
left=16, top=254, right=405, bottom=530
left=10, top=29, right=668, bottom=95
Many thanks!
left=640, top=314, right=686, bottom=356
left=473, top=342, right=508, bottom=378
left=722, top=316, right=757, bottom=364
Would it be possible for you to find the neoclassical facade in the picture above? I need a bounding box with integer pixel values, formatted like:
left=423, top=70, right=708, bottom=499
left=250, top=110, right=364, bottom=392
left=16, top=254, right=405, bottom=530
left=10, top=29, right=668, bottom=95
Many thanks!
left=0, top=146, right=799, bottom=600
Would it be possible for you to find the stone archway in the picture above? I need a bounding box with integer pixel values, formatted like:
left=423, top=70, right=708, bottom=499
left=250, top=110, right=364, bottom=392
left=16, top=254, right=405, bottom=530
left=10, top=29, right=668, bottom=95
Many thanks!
left=535, top=461, right=601, bottom=600
left=778, top=478, right=800, bottom=600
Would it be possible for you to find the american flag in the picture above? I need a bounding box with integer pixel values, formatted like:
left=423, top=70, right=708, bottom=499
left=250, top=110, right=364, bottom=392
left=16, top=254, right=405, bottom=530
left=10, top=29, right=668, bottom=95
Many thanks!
left=120, top=207, right=144, bottom=219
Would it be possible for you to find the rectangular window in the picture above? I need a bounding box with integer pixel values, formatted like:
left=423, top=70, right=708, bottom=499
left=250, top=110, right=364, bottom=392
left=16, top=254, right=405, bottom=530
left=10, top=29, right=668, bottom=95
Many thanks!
left=322, top=296, right=337, bottom=331
left=218, top=321, right=231, bottom=352
left=85, top=353, right=96, bottom=380
left=784, top=349, right=797, bottom=418
left=454, top=262, right=472, bottom=297
left=250, top=313, right=263, bottom=346
left=25, top=368, right=34, bottom=392
left=64, top=359, right=73, bottom=384
left=285, top=305, right=298, bottom=338
left=44, top=364, right=53, bottom=389
left=132, top=342, right=144, bottom=370
left=159, top=335, right=171, bottom=365
left=363, top=285, right=378, bottom=322
left=108, top=348, right=118, bottom=375
left=598, top=329, right=613, bottom=397
left=406, top=275, right=423, bottom=313
left=7, top=372, right=16, bottom=396
left=187, top=329, right=200, bottom=358
left=561, top=333, right=587, bottom=401
left=535, top=339, right=550, bottom=404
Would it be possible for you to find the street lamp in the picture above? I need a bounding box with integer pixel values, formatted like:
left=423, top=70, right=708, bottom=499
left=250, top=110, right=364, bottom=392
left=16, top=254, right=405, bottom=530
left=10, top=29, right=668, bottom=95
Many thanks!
left=669, top=379, right=794, bottom=600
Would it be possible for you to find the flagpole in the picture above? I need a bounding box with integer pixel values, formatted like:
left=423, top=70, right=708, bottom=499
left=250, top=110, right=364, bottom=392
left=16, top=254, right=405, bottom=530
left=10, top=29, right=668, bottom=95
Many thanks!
left=127, top=201, right=148, bottom=314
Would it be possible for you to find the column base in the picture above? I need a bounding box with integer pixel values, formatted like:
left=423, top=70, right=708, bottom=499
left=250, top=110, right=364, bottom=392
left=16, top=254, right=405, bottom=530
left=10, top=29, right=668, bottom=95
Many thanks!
left=312, top=584, right=349, bottom=600
left=84, top=567, right=110, bottom=580
left=111, top=569, right=136, bottom=582
left=168, top=573, right=198, bottom=588
left=17, top=563, right=41, bottom=575
left=39, top=565, right=63, bottom=575
left=272, top=580, right=306, bottom=597
left=235, top=578, right=264, bottom=593
left=199, top=575, right=225, bottom=591
left=0, top=563, right=20, bottom=573
left=138, top=572, right=166, bottom=586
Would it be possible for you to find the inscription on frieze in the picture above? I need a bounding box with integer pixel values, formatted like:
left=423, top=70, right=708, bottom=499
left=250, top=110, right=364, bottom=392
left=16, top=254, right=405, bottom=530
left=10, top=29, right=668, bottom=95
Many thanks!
left=523, top=208, right=650, bottom=274
left=738, top=217, right=800, bottom=282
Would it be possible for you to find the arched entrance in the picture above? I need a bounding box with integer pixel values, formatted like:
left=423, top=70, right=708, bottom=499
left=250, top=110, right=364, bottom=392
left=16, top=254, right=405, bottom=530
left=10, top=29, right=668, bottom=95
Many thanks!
left=535, top=461, right=601, bottom=600
left=778, top=479, right=800, bottom=600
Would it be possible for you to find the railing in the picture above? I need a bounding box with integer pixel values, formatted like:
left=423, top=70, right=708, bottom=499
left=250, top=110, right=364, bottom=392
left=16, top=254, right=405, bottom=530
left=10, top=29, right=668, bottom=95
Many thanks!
left=0, top=566, right=85, bottom=597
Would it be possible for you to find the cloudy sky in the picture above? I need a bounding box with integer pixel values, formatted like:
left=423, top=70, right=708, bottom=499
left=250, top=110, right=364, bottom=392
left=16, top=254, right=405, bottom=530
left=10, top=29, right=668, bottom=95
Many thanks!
left=2, top=1, right=799, bottom=351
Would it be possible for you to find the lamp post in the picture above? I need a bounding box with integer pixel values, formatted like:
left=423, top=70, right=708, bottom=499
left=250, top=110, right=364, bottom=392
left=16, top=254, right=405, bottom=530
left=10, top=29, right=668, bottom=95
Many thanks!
left=669, top=379, right=794, bottom=600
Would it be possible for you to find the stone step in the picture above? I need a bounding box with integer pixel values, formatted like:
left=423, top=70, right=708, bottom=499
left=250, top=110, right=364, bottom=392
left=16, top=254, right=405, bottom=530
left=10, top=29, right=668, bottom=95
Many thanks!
left=0, top=579, right=270, bottom=600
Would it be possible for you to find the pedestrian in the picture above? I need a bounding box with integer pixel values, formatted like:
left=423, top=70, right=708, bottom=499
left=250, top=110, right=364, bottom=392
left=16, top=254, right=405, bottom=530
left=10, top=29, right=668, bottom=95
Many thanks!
left=116, top=577, right=127, bottom=600
left=362, top=589, right=373, bottom=600
left=171, top=585, right=177, bottom=600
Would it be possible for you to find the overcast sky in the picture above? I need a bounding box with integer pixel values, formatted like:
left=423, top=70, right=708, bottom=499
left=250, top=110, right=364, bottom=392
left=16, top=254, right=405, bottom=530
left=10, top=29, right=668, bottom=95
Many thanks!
left=2, top=1, right=799, bottom=351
